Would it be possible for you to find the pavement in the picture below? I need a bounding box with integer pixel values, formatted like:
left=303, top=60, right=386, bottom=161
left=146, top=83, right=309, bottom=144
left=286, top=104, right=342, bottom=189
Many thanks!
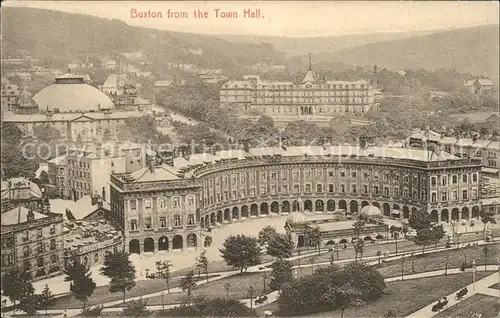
left=406, top=270, right=500, bottom=318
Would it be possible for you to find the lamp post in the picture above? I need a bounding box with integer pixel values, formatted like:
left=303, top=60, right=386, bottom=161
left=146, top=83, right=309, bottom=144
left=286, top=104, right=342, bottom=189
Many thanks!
left=401, top=253, right=405, bottom=281
left=161, top=292, right=165, bottom=311
left=472, top=259, right=477, bottom=293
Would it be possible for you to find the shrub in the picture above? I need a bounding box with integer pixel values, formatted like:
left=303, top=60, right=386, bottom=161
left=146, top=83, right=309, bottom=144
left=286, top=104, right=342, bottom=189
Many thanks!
left=157, top=297, right=257, bottom=317
left=81, top=305, right=103, bottom=317
left=122, top=299, right=150, bottom=317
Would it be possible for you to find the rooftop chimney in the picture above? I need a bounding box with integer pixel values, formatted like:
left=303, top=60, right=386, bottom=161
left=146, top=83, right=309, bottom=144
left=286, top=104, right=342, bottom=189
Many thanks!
left=27, top=209, right=35, bottom=222
left=91, top=193, right=99, bottom=206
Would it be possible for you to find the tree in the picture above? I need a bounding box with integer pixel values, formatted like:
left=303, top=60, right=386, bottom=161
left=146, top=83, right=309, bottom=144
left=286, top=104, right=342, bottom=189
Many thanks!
left=1, top=269, right=34, bottom=314
left=156, top=260, right=173, bottom=293
left=1, top=123, right=39, bottom=179
left=39, top=170, right=50, bottom=185
left=432, top=224, right=446, bottom=249
left=122, top=299, right=150, bottom=317
left=266, top=233, right=294, bottom=259
left=258, top=226, right=278, bottom=246
left=334, top=283, right=363, bottom=318
left=64, top=259, right=96, bottom=309
left=353, top=220, right=365, bottom=239
left=38, top=284, right=55, bottom=314
left=413, top=227, right=435, bottom=254
left=389, top=226, right=401, bottom=254
left=33, top=124, right=62, bottom=143
left=269, top=259, right=294, bottom=292
left=219, top=235, right=262, bottom=274
left=195, top=251, right=209, bottom=282
left=343, top=262, right=386, bottom=301
left=180, top=270, right=197, bottom=305
left=480, top=210, right=497, bottom=240
left=354, top=239, right=364, bottom=262
left=409, top=210, right=433, bottom=230
left=100, top=251, right=136, bottom=303
left=306, top=226, right=322, bottom=255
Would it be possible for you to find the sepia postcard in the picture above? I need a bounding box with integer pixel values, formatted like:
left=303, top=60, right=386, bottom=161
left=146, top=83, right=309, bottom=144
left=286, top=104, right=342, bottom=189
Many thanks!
left=0, top=1, right=499, bottom=317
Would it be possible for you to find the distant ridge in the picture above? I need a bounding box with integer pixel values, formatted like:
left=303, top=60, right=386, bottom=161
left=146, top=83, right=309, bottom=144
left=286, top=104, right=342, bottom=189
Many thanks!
left=316, top=25, right=499, bottom=78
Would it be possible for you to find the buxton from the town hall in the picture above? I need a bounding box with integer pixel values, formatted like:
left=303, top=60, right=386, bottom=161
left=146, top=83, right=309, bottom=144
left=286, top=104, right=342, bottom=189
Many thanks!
left=1, top=1, right=499, bottom=317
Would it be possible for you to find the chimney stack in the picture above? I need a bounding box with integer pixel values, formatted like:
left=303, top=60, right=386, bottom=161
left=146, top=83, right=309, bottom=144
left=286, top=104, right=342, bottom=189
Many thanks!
left=91, top=193, right=99, bottom=206
left=27, top=209, right=35, bottom=222
left=102, top=186, right=106, bottom=202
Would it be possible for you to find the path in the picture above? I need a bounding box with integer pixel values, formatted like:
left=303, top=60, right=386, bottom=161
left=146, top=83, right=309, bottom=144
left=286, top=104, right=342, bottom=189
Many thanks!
left=406, top=270, right=500, bottom=318
left=5, top=241, right=497, bottom=317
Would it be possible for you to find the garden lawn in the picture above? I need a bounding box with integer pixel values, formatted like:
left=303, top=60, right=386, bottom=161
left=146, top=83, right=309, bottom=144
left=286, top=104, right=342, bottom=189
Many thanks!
left=117, top=272, right=266, bottom=307
left=290, top=231, right=493, bottom=267
left=171, top=254, right=274, bottom=277
left=46, top=277, right=182, bottom=310
left=435, top=294, right=500, bottom=318
left=302, top=272, right=492, bottom=318
left=373, top=243, right=499, bottom=278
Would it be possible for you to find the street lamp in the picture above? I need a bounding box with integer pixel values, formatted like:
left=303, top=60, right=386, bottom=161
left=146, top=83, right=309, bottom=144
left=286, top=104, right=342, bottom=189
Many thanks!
left=472, top=259, right=477, bottom=293
left=161, top=292, right=165, bottom=311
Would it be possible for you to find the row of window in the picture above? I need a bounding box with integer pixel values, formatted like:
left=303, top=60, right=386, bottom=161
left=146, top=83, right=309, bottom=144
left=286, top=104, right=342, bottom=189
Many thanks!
left=129, top=214, right=195, bottom=230
left=68, top=179, right=90, bottom=190
left=207, top=170, right=424, bottom=189
left=21, top=254, right=59, bottom=270
left=222, top=84, right=368, bottom=90
left=129, top=195, right=195, bottom=211
left=21, top=239, right=58, bottom=257
left=17, top=228, right=57, bottom=244
left=430, top=189, right=478, bottom=202
left=222, top=90, right=370, bottom=97
left=430, top=173, right=479, bottom=187
left=202, top=183, right=428, bottom=206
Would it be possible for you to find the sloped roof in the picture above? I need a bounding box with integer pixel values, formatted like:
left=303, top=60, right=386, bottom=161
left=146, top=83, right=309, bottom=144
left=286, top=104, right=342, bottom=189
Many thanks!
left=1, top=178, right=42, bottom=200
left=129, top=164, right=181, bottom=182
left=302, top=69, right=315, bottom=83
left=1, top=206, right=47, bottom=225
left=50, top=196, right=110, bottom=221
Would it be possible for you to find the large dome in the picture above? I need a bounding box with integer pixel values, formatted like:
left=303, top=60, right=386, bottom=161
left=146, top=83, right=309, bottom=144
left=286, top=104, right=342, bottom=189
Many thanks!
left=360, top=205, right=382, bottom=217
left=33, top=79, right=114, bottom=112
left=286, top=211, right=308, bottom=225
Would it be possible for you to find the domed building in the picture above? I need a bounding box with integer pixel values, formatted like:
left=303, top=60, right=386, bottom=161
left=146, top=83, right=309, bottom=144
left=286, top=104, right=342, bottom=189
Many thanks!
left=286, top=211, right=308, bottom=226
left=33, top=74, right=114, bottom=112
left=2, top=74, right=144, bottom=141
left=360, top=204, right=383, bottom=218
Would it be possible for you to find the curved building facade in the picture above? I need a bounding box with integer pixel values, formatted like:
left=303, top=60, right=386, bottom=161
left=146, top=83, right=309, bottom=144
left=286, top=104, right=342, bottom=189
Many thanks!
left=110, top=146, right=483, bottom=254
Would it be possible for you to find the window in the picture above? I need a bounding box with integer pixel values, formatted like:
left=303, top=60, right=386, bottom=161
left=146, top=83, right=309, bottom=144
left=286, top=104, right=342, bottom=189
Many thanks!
left=452, top=191, right=458, bottom=200
left=431, top=176, right=437, bottom=187
left=472, top=173, right=478, bottom=182
left=351, top=171, right=357, bottom=178
left=315, top=170, right=322, bottom=179
left=130, top=220, right=137, bottom=230
left=472, top=189, right=478, bottom=199
left=51, top=254, right=57, bottom=264
left=188, top=214, right=195, bottom=225
left=250, top=188, right=256, bottom=197
left=37, top=228, right=43, bottom=237
left=363, top=185, right=368, bottom=194
left=363, top=171, right=369, bottom=179
left=250, top=172, right=256, bottom=182
left=260, top=185, right=267, bottom=195
left=383, top=173, right=389, bottom=182
left=282, top=185, right=288, bottom=194
left=282, top=171, right=288, bottom=180
left=174, top=215, right=181, bottom=227
left=159, top=198, right=166, bottom=209
left=340, top=171, right=346, bottom=178
left=232, top=190, right=237, bottom=199
left=403, top=189, right=409, bottom=197
left=329, top=170, right=334, bottom=177
left=303, top=184, right=310, bottom=192
left=293, top=170, right=300, bottom=181
left=462, top=190, right=468, bottom=200
left=23, top=261, right=31, bottom=271
left=351, top=185, right=357, bottom=193
left=223, top=176, right=228, bottom=186
left=37, top=257, right=44, bottom=268
left=240, top=173, right=246, bottom=183
left=431, top=192, right=437, bottom=203
left=50, top=239, right=56, bottom=250
left=441, top=176, right=448, bottom=186
left=304, top=170, right=311, bottom=179
left=462, top=174, right=468, bottom=183
left=186, top=196, right=194, bottom=207
left=441, top=191, right=448, bottom=202
left=216, top=177, right=220, bottom=186
left=159, top=217, right=166, bottom=228
left=223, top=191, right=228, bottom=201
left=144, top=217, right=152, bottom=229
left=172, top=197, right=180, bottom=208
left=293, top=184, right=300, bottom=193
left=340, top=184, right=346, bottom=193
left=232, top=174, right=237, bottom=184
left=37, top=242, right=43, bottom=253
left=144, top=199, right=152, bottom=210
left=452, top=175, right=458, bottom=184
left=373, top=186, right=379, bottom=194
left=384, top=187, right=389, bottom=195
left=130, top=200, right=137, bottom=210
left=316, top=184, right=323, bottom=192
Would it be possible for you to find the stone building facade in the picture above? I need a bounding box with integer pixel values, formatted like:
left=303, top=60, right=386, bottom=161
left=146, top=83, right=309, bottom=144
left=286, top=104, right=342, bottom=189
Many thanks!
left=109, top=145, right=483, bottom=255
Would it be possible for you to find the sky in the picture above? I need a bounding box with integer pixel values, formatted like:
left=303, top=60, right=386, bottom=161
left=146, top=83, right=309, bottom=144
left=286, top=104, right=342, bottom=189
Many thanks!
left=4, top=1, right=500, bottom=37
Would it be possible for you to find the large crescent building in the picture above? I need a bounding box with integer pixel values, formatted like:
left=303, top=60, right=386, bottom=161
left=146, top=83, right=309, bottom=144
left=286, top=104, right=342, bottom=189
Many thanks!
left=109, top=145, right=483, bottom=255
